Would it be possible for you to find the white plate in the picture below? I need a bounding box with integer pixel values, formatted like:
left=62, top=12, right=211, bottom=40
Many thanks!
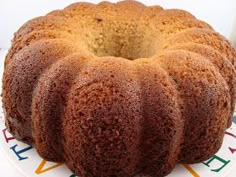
left=0, top=49, right=236, bottom=177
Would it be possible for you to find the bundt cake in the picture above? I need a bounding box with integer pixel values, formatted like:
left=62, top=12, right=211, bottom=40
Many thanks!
left=2, top=1, right=236, bottom=176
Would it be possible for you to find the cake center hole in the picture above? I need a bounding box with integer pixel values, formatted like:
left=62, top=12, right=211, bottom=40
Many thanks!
left=85, top=22, right=158, bottom=60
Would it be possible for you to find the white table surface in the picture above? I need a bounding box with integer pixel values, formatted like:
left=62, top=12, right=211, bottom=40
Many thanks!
left=0, top=1, right=236, bottom=176
left=0, top=150, right=19, bottom=177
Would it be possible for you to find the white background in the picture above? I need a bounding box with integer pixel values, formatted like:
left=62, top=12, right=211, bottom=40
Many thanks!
left=0, top=1, right=236, bottom=176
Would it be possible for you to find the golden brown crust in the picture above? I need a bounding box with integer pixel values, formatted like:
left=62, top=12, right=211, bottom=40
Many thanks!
left=157, top=50, right=231, bottom=162
left=3, top=39, right=78, bottom=143
left=135, top=59, right=184, bottom=176
left=164, top=28, right=236, bottom=67
left=3, top=1, right=236, bottom=177
left=32, top=54, right=90, bottom=162
left=63, top=58, right=141, bottom=176
left=168, top=43, right=236, bottom=127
